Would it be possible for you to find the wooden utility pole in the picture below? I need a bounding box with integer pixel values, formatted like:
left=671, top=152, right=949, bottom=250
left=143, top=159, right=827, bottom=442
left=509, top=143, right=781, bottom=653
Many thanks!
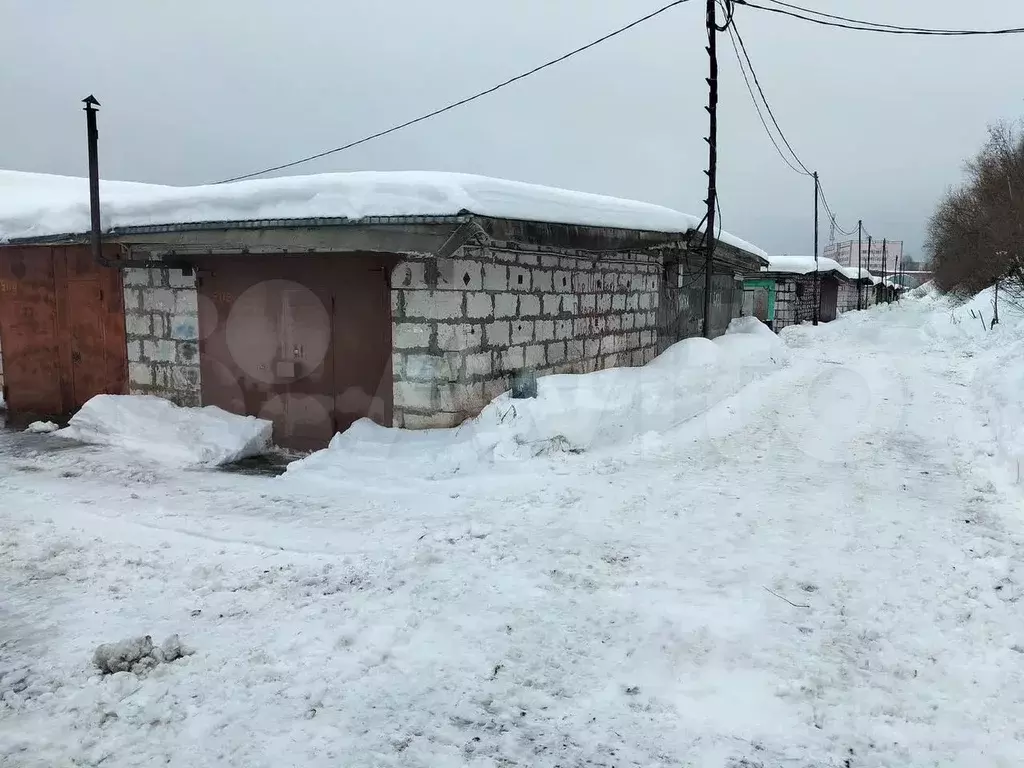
left=701, top=0, right=718, bottom=339
left=856, top=220, right=863, bottom=310
left=813, top=171, right=820, bottom=325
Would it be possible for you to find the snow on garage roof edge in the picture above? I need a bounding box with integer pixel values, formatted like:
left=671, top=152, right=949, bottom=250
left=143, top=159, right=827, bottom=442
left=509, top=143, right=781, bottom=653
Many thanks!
left=763, top=255, right=875, bottom=282
left=0, top=169, right=767, bottom=258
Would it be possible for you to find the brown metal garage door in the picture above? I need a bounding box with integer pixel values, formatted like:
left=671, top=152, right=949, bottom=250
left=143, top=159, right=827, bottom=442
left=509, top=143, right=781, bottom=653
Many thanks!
left=0, top=245, right=127, bottom=418
left=195, top=254, right=393, bottom=451
left=820, top=279, right=838, bottom=322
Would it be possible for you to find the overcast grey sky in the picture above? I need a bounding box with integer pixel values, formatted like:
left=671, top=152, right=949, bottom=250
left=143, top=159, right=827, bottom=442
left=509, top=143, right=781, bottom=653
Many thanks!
left=2, top=0, right=1021, bottom=257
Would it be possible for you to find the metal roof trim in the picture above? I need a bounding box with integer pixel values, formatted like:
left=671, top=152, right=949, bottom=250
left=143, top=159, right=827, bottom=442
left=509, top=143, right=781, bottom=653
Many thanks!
left=1, top=214, right=475, bottom=245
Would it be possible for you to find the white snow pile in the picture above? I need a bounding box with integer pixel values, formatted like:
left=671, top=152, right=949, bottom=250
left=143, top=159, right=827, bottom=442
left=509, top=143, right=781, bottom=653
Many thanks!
left=0, top=169, right=766, bottom=258
left=58, top=395, right=273, bottom=467
left=286, top=317, right=788, bottom=483
left=24, top=421, right=59, bottom=434
left=92, top=634, right=192, bottom=676
left=908, top=284, right=1024, bottom=484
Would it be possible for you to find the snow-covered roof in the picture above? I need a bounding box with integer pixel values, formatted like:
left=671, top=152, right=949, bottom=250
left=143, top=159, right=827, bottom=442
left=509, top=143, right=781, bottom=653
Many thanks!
left=763, top=255, right=875, bottom=283
left=0, top=170, right=766, bottom=257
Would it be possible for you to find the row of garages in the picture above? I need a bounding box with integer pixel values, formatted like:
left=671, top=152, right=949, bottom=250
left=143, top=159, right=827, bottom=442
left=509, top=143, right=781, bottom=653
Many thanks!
left=0, top=170, right=889, bottom=449
left=741, top=255, right=903, bottom=331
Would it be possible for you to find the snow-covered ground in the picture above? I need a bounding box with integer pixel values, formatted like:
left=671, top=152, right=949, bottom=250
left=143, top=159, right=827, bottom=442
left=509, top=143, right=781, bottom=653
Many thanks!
left=2, top=292, right=1024, bottom=767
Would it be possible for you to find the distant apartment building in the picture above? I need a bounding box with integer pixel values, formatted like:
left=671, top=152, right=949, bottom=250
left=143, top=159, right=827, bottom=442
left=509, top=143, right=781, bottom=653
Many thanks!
left=823, top=239, right=904, bottom=274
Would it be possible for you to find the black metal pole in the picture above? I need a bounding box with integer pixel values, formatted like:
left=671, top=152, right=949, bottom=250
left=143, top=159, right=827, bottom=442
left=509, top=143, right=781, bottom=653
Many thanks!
left=84, top=95, right=102, bottom=265
left=702, top=0, right=718, bottom=339
left=864, top=235, right=872, bottom=307
left=813, top=171, right=819, bottom=325
left=857, top=220, right=863, bottom=310
left=881, top=238, right=888, bottom=303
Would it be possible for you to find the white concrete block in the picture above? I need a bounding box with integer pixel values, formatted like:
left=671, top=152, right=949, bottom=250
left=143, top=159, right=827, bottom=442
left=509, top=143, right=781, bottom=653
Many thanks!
left=494, top=293, right=518, bottom=318
left=394, top=322, right=432, bottom=350
left=437, top=382, right=484, bottom=413
left=143, top=288, right=175, bottom=312
left=466, top=292, right=494, bottom=319
left=436, top=323, right=481, bottom=351
left=144, top=339, right=176, bottom=363
left=547, top=341, right=566, bottom=364
left=500, top=346, right=525, bottom=370
left=464, top=352, right=493, bottom=378
left=125, top=313, right=151, bottom=337
left=509, top=266, right=531, bottom=291
left=524, top=344, right=546, bottom=368
left=394, top=381, right=434, bottom=410
left=405, top=354, right=457, bottom=381
left=518, top=294, right=541, bottom=317
left=533, top=270, right=553, bottom=292
left=404, top=290, right=464, bottom=320
left=123, top=268, right=150, bottom=287
left=511, top=320, right=534, bottom=345
left=485, top=321, right=510, bottom=347
left=483, top=264, right=508, bottom=291
left=129, top=362, right=153, bottom=386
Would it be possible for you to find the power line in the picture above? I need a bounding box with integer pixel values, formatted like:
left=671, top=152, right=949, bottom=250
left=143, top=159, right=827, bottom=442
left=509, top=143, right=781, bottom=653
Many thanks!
left=727, top=21, right=811, bottom=177
left=737, top=0, right=1024, bottom=36
left=725, top=26, right=805, bottom=176
left=215, top=0, right=694, bottom=184
left=727, top=17, right=859, bottom=237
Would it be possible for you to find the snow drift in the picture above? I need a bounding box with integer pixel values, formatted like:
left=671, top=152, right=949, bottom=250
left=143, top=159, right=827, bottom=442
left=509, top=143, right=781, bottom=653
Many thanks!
left=58, top=395, right=273, bottom=467
left=285, top=318, right=788, bottom=483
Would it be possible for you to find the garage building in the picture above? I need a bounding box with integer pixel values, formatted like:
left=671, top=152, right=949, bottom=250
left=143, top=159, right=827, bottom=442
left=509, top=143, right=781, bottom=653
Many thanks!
left=0, top=170, right=767, bottom=449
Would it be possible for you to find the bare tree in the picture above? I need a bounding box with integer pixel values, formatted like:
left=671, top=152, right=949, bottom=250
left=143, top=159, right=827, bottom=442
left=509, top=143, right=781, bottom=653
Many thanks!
left=926, top=121, right=1024, bottom=307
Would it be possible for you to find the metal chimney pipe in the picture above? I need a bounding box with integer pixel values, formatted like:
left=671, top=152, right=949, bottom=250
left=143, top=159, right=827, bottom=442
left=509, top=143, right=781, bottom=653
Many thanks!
left=83, top=95, right=103, bottom=264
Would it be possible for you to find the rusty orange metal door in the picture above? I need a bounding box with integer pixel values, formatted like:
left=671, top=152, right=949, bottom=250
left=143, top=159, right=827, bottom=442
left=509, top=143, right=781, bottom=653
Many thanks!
left=0, top=248, right=63, bottom=415
left=0, top=245, right=126, bottom=417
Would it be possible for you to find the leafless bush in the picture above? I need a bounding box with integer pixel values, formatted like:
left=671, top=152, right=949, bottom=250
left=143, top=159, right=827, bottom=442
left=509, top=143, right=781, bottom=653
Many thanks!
left=926, top=121, right=1024, bottom=306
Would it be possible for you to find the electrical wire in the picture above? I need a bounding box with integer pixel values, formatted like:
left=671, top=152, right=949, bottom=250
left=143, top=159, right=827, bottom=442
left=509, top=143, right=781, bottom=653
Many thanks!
left=729, top=20, right=813, bottom=177
left=725, top=25, right=807, bottom=177
left=727, top=16, right=862, bottom=237
left=737, top=0, right=1024, bottom=36
left=214, top=0, right=694, bottom=184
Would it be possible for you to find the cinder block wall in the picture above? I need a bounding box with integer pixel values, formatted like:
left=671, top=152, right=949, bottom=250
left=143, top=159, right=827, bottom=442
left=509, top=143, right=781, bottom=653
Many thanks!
left=390, top=242, right=662, bottom=428
left=122, top=267, right=201, bottom=406
left=837, top=282, right=862, bottom=315
left=794, top=277, right=820, bottom=323
left=773, top=279, right=797, bottom=329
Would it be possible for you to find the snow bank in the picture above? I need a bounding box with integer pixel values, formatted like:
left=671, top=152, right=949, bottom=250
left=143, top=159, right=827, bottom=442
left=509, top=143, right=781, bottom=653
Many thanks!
left=285, top=318, right=788, bottom=482
left=0, top=169, right=766, bottom=258
left=58, top=395, right=273, bottom=467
